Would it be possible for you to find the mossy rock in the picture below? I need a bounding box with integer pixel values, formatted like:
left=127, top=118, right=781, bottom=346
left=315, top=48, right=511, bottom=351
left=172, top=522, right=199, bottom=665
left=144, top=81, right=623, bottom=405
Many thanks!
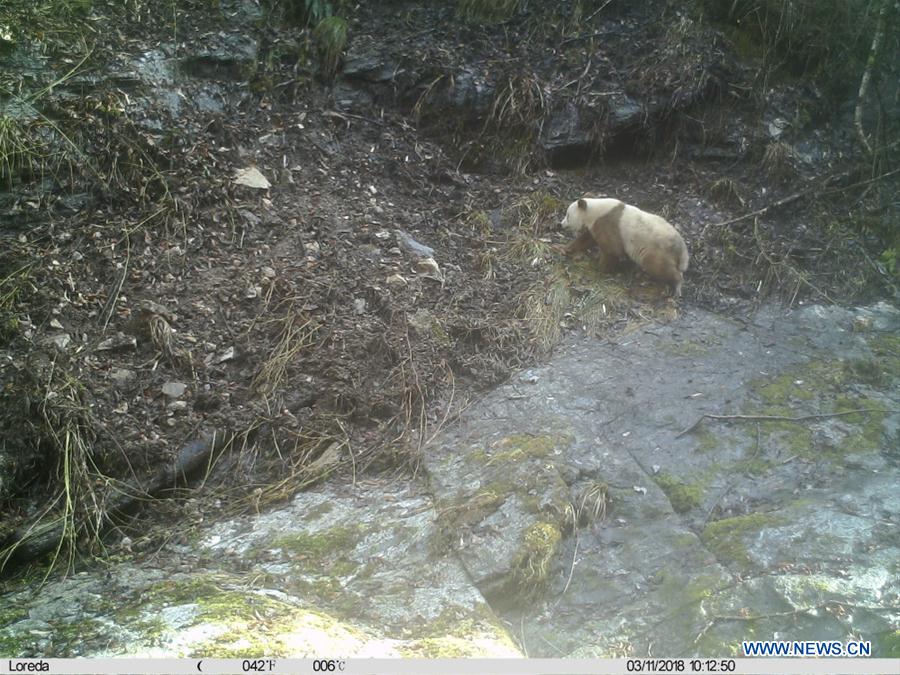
left=701, top=512, right=781, bottom=569
left=655, top=472, right=705, bottom=514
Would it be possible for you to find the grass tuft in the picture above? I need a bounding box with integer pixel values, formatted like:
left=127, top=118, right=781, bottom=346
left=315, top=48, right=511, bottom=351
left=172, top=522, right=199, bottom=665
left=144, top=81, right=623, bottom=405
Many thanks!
left=252, top=311, right=320, bottom=398
left=313, top=15, right=348, bottom=78
left=707, top=177, right=745, bottom=208
left=0, top=357, right=105, bottom=576
left=457, top=0, right=521, bottom=23
left=761, top=141, right=796, bottom=179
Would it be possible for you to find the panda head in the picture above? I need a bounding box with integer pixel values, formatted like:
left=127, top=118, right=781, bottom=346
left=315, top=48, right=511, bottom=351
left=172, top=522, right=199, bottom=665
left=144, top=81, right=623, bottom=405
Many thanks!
left=560, top=198, right=590, bottom=233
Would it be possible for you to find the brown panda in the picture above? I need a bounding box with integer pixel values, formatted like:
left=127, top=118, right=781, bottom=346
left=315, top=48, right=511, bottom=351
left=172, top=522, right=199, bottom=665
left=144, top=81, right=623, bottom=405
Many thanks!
left=561, top=197, right=689, bottom=297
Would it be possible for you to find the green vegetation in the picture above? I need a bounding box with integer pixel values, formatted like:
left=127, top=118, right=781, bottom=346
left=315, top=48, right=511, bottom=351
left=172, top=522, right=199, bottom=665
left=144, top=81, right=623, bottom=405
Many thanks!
left=272, top=525, right=362, bottom=560
left=701, top=512, right=781, bottom=568
left=313, top=16, right=348, bottom=78
left=0, top=114, right=42, bottom=187
left=742, top=357, right=893, bottom=463
left=831, top=395, right=888, bottom=455
left=484, top=433, right=564, bottom=464
left=0, top=260, right=31, bottom=346
left=866, top=333, right=900, bottom=378
left=281, top=0, right=338, bottom=25
left=264, top=0, right=349, bottom=77
left=700, top=0, right=882, bottom=102
left=655, top=472, right=705, bottom=514
left=458, top=0, right=521, bottom=23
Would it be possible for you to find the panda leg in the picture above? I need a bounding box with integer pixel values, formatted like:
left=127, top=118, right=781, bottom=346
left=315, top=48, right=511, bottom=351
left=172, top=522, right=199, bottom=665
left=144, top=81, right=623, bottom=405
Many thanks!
left=563, top=229, right=596, bottom=256
left=599, top=251, right=627, bottom=273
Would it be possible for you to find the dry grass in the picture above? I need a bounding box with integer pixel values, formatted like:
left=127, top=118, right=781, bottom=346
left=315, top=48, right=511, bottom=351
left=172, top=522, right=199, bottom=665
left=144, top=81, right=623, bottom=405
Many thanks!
left=633, top=14, right=718, bottom=107
left=251, top=310, right=320, bottom=398
left=490, top=73, right=546, bottom=132
left=475, top=248, right=498, bottom=280
left=217, top=419, right=352, bottom=517
left=707, top=177, right=746, bottom=208
left=497, top=191, right=563, bottom=281
left=483, top=74, right=547, bottom=174
left=0, top=357, right=104, bottom=576
left=519, top=260, right=631, bottom=353
left=751, top=218, right=831, bottom=305
left=575, top=480, right=608, bottom=527
left=761, top=141, right=796, bottom=179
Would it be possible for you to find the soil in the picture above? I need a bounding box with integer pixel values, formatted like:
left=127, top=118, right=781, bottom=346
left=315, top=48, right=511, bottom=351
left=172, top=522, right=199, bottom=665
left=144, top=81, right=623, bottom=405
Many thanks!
left=0, top=0, right=896, bottom=571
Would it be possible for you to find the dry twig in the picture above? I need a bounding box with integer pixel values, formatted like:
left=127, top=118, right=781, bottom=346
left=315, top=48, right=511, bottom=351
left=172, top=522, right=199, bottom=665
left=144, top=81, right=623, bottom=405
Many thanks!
left=677, top=409, right=897, bottom=439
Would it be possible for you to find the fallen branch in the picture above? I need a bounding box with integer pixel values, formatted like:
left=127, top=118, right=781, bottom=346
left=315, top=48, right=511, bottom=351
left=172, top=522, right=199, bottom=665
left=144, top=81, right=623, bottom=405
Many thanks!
left=560, top=30, right=613, bottom=47
left=584, top=0, right=617, bottom=24
left=0, top=429, right=236, bottom=574
left=676, top=409, right=897, bottom=439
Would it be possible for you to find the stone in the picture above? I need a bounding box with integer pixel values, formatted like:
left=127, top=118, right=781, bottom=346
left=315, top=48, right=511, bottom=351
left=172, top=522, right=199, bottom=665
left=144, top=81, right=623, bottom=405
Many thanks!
left=395, top=230, right=434, bottom=259
left=162, top=382, right=187, bottom=398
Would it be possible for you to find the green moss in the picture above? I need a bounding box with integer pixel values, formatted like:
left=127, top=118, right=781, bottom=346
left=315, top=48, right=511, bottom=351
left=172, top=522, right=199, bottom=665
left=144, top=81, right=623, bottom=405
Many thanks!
left=0, top=606, right=32, bottom=656
left=877, top=629, right=900, bottom=658
left=399, top=605, right=517, bottom=656
left=692, top=426, right=719, bottom=454
left=757, top=372, right=816, bottom=406
left=465, top=449, right=489, bottom=465
left=433, top=486, right=509, bottom=553
left=663, top=340, right=710, bottom=358
left=466, top=210, right=492, bottom=235
left=701, top=513, right=781, bottom=569
left=192, top=605, right=369, bottom=658
left=486, top=433, right=570, bottom=465
left=143, top=576, right=230, bottom=606
left=745, top=361, right=859, bottom=461
left=673, top=533, right=699, bottom=549
left=730, top=456, right=774, bottom=475
left=843, top=358, right=888, bottom=388
left=865, top=333, right=900, bottom=380
left=831, top=395, right=887, bottom=455
left=654, top=569, right=720, bottom=606
left=305, top=500, right=335, bottom=519
left=759, top=419, right=811, bottom=458
left=0, top=605, right=27, bottom=628
left=271, top=525, right=362, bottom=560
left=430, top=320, right=451, bottom=347
left=401, top=636, right=480, bottom=657
left=655, top=472, right=705, bottom=513
left=134, top=573, right=367, bottom=657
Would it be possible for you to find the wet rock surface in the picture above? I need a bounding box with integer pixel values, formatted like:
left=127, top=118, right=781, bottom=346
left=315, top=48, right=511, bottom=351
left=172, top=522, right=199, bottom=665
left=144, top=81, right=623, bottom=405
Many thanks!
left=2, top=301, right=896, bottom=656
left=423, top=301, right=899, bottom=656
left=0, top=480, right=520, bottom=658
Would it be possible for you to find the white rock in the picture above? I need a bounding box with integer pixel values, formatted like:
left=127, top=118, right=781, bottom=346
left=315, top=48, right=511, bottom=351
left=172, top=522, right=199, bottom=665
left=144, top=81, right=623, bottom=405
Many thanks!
left=162, top=382, right=187, bottom=398
left=416, top=257, right=443, bottom=282
left=232, top=166, right=271, bottom=189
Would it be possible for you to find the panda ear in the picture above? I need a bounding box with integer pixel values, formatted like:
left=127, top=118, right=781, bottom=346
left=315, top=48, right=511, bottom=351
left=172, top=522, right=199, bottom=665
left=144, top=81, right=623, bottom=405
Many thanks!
left=577, top=198, right=587, bottom=210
